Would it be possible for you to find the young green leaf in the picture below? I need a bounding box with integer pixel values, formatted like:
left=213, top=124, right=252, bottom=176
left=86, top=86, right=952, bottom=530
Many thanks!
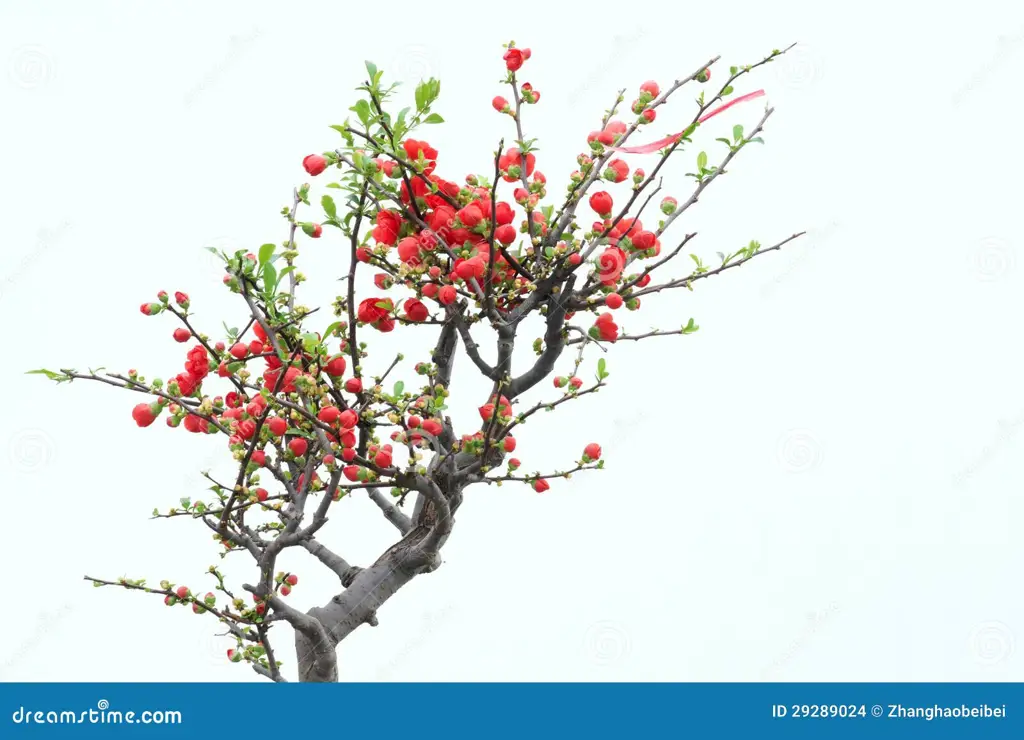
left=697, top=151, right=708, bottom=170
left=365, top=61, right=378, bottom=81
left=263, top=263, right=278, bottom=297
left=322, top=194, right=338, bottom=220
left=351, top=99, right=372, bottom=126
left=258, top=243, right=275, bottom=265
left=424, top=113, right=444, bottom=124
left=733, top=124, right=744, bottom=142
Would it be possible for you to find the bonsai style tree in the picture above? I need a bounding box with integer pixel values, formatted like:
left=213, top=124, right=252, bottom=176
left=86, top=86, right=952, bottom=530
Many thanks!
left=32, top=41, right=803, bottom=682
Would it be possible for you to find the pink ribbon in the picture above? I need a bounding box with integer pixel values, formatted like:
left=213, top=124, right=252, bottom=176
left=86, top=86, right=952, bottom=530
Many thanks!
left=608, top=90, right=766, bottom=154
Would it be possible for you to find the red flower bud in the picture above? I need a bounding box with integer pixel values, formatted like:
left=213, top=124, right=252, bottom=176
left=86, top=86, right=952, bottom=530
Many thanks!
left=533, top=479, right=550, bottom=493
left=344, top=377, right=362, bottom=394
left=303, top=154, right=327, bottom=176
left=288, top=438, right=308, bottom=457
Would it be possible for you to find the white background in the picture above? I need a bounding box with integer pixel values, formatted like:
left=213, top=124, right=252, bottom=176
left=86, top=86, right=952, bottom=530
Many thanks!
left=1, top=0, right=1022, bottom=682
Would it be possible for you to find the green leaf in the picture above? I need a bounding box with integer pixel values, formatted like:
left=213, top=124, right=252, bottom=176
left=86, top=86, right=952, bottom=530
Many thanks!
left=365, top=60, right=378, bottom=81
left=393, top=380, right=405, bottom=397
left=351, top=99, right=371, bottom=126
left=258, top=243, right=275, bottom=265
left=424, top=113, right=444, bottom=124
left=733, top=124, right=744, bottom=142
left=322, top=194, right=338, bottom=220
left=323, top=320, right=344, bottom=338
left=180, top=497, right=191, bottom=509
left=326, top=182, right=343, bottom=189
left=263, top=263, right=278, bottom=297
left=415, top=82, right=427, bottom=111
left=26, top=368, right=65, bottom=381
left=682, top=318, right=699, bottom=334
left=729, top=66, right=738, bottom=75
left=696, top=151, right=708, bottom=170
left=301, top=333, right=320, bottom=352
left=278, top=266, right=296, bottom=282
left=722, top=85, right=734, bottom=96
left=152, top=508, right=159, bottom=516
left=597, top=357, right=608, bottom=380
left=748, top=137, right=765, bottom=145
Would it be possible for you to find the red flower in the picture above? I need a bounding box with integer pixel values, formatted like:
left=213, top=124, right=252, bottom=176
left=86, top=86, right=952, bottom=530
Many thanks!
left=357, top=297, right=394, bottom=331
left=495, top=202, right=514, bottom=225
left=498, top=148, right=536, bottom=182
left=640, top=80, right=659, bottom=97
left=495, top=224, right=516, bottom=245
left=303, top=154, right=327, bottom=176
left=132, top=403, right=156, bottom=427
left=184, top=345, right=210, bottom=379
left=174, top=372, right=199, bottom=396
left=403, top=139, right=438, bottom=174
left=503, top=48, right=525, bottom=71
left=324, top=355, right=346, bottom=376
left=263, top=366, right=300, bottom=393
left=606, top=159, right=629, bottom=183
left=438, top=285, right=457, bottom=305
left=458, top=203, right=484, bottom=228
left=404, top=298, right=429, bottom=322
left=589, top=191, right=614, bottom=217
left=372, top=210, right=401, bottom=245
left=593, top=312, right=619, bottom=341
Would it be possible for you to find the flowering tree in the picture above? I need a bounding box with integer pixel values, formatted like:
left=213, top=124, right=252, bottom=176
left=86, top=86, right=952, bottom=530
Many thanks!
left=32, top=41, right=802, bottom=682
